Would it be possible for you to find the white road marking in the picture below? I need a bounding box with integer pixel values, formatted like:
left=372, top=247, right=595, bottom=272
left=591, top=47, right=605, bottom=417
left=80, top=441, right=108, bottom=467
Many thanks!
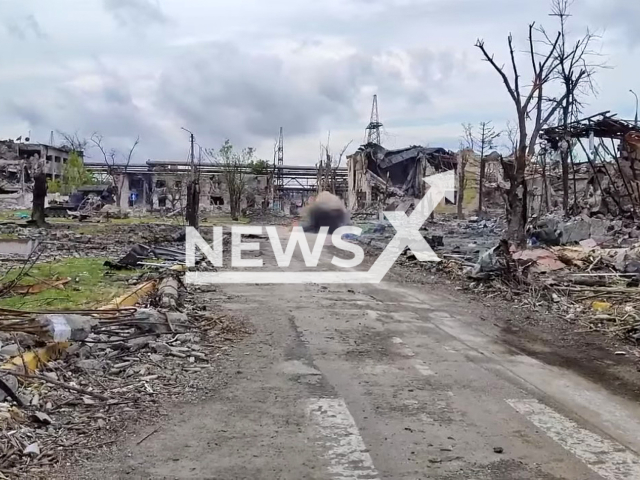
left=414, top=362, right=435, bottom=376
left=508, top=398, right=640, bottom=480
left=390, top=337, right=415, bottom=357
left=391, top=337, right=434, bottom=375
left=307, top=398, right=380, bottom=480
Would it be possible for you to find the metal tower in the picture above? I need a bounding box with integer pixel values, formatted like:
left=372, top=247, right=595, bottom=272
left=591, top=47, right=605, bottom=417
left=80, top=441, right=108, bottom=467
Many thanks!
left=364, top=94, right=383, bottom=145
left=277, top=127, right=284, bottom=185
left=274, top=127, right=284, bottom=209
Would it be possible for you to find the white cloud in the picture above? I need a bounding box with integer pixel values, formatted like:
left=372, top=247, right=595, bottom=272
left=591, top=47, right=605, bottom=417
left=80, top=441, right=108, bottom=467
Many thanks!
left=103, top=0, right=167, bottom=27
left=0, top=0, right=637, bottom=165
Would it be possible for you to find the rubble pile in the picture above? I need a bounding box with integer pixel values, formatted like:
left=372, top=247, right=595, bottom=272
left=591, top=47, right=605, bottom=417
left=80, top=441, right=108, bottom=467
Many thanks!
left=0, top=280, right=248, bottom=477
left=0, top=219, right=247, bottom=477
left=356, top=213, right=640, bottom=344
left=0, top=223, right=186, bottom=263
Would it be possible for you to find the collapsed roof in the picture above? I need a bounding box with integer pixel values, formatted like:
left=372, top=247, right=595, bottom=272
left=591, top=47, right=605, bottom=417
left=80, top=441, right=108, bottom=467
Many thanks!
left=540, top=112, right=640, bottom=149
left=357, top=143, right=456, bottom=197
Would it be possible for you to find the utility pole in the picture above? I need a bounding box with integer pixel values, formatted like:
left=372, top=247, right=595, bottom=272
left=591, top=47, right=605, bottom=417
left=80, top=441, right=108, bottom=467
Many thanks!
left=182, top=127, right=199, bottom=228
left=630, top=90, right=639, bottom=126
left=364, top=94, right=383, bottom=145
left=275, top=127, right=284, bottom=210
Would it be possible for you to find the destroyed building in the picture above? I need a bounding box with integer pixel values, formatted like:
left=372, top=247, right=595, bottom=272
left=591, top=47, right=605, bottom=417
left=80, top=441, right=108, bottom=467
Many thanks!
left=0, top=140, right=78, bottom=207
left=456, top=150, right=506, bottom=213
left=539, top=113, right=640, bottom=218
left=347, top=144, right=457, bottom=211
left=90, top=160, right=271, bottom=213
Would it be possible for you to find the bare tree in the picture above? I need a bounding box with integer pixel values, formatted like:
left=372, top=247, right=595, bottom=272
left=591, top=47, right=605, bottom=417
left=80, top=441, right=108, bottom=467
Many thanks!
left=476, top=122, right=501, bottom=214
left=316, top=140, right=352, bottom=195
left=476, top=24, right=564, bottom=245
left=90, top=133, right=139, bottom=210
left=165, top=181, right=184, bottom=211
left=461, top=123, right=476, bottom=151
left=504, top=120, right=519, bottom=157
left=217, top=140, right=254, bottom=221
left=538, top=0, right=603, bottom=212
left=57, top=131, right=89, bottom=154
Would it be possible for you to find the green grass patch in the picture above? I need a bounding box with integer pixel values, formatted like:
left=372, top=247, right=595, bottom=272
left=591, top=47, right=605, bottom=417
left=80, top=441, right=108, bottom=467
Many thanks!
left=0, top=258, right=140, bottom=310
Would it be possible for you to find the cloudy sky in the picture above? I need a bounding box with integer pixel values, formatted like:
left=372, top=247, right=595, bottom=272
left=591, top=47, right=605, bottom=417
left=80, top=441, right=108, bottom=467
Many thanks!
left=0, top=0, right=638, bottom=165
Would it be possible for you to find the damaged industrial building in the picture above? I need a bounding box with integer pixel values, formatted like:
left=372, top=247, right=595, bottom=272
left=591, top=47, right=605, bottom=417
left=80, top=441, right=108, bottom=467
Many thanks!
left=347, top=144, right=457, bottom=211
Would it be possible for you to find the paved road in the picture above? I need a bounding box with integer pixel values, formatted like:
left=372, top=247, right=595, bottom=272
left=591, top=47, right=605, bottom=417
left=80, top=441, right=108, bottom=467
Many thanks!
left=100, top=233, right=640, bottom=479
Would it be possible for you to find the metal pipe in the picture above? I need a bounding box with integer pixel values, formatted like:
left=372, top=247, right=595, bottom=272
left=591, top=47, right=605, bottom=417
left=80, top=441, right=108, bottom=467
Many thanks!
left=630, top=89, right=639, bottom=126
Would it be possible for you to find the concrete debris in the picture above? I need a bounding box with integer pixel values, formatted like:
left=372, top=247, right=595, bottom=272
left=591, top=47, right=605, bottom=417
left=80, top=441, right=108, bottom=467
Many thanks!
left=0, top=220, right=248, bottom=477
left=0, top=375, right=18, bottom=402
left=529, top=214, right=636, bottom=247
left=0, top=344, right=20, bottom=357
left=0, top=302, right=248, bottom=475
left=579, top=238, right=599, bottom=250
left=357, top=209, right=640, bottom=343
left=37, top=314, right=98, bottom=342
left=0, top=238, right=40, bottom=259
left=158, top=277, right=180, bottom=309
left=470, top=241, right=510, bottom=279
left=23, top=442, right=40, bottom=456
left=31, top=411, right=53, bottom=425
left=75, top=359, right=105, bottom=372
left=110, top=242, right=197, bottom=269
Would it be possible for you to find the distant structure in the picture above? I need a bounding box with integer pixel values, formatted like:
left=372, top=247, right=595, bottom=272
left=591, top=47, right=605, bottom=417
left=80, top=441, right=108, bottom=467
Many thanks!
left=364, top=94, right=383, bottom=145
left=276, top=127, right=284, bottom=192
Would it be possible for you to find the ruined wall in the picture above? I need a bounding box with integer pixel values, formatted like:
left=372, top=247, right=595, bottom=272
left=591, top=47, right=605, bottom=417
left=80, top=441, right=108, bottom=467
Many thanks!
left=114, top=171, right=270, bottom=213
left=347, top=151, right=373, bottom=211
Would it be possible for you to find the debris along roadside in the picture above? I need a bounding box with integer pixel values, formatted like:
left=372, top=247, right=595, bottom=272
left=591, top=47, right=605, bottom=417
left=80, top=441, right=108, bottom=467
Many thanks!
left=355, top=213, right=640, bottom=345
left=0, top=227, right=248, bottom=479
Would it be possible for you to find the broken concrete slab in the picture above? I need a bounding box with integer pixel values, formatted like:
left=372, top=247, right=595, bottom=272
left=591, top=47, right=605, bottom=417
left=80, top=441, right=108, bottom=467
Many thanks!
left=0, top=344, right=20, bottom=357
left=559, top=219, right=592, bottom=244
left=513, top=249, right=566, bottom=273
left=0, top=238, right=39, bottom=258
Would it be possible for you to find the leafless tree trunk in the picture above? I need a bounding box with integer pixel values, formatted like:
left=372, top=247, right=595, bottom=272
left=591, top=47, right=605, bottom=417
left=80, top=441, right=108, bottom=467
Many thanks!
left=90, top=134, right=139, bottom=210
left=505, top=121, right=519, bottom=157
left=539, top=0, right=602, bottom=212
left=476, top=121, right=501, bottom=214
left=31, top=169, right=47, bottom=228
left=538, top=149, right=551, bottom=213
left=457, top=150, right=469, bottom=219
left=186, top=181, right=200, bottom=228
left=476, top=25, right=564, bottom=245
